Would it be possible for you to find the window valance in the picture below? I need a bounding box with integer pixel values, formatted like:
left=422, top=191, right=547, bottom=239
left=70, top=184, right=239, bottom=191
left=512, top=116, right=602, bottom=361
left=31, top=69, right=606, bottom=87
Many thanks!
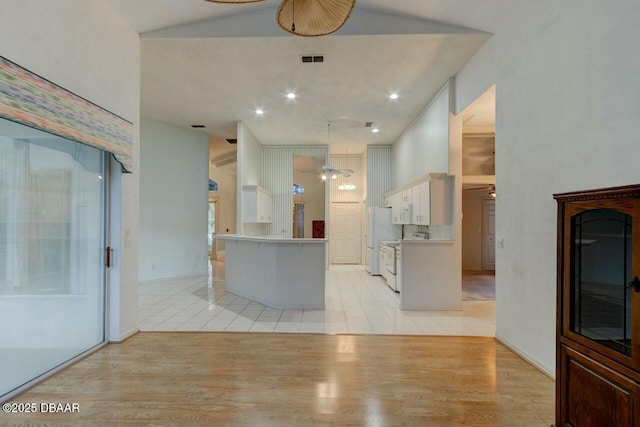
left=0, top=56, right=133, bottom=172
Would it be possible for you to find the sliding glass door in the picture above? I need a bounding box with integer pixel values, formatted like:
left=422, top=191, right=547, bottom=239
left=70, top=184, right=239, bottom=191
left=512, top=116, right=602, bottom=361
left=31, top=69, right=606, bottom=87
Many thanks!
left=0, top=117, right=107, bottom=398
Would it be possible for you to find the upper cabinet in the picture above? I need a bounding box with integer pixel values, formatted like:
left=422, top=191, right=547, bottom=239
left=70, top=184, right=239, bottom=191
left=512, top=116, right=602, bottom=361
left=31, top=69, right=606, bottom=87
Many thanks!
left=387, top=174, right=453, bottom=226
left=391, top=190, right=412, bottom=225
left=428, top=175, right=453, bottom=225
left=242, top=185, right=273, bottom=223
left=411, top=181, right=430, bottom=225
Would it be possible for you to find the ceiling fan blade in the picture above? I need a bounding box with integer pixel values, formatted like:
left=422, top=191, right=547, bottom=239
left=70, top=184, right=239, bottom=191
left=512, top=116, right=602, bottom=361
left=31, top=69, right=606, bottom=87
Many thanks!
left=276, top=0, right=356, bottom=37
left=336, top=168, right=354, bottom=175
left=464, top=186, right=495, bottom=191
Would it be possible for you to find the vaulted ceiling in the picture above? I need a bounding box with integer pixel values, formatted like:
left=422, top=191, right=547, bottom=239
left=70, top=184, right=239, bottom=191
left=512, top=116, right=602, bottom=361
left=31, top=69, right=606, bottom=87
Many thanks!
left=112, top=0, right=507, bottom=153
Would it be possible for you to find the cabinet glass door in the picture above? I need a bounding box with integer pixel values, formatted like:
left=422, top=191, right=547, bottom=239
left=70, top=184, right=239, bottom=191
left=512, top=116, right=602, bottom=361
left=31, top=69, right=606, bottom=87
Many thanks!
left=569, top=208, right=633, bottom=356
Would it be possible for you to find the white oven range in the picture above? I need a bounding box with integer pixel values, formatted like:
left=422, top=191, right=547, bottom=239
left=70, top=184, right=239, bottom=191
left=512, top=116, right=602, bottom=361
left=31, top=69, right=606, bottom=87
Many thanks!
left=379, top=241, right=400, bottom=293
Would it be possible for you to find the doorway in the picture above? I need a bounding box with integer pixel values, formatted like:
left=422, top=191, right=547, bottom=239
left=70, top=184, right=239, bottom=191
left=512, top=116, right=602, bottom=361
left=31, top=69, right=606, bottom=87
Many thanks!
left=293, top=202, right=305, bottom=238
left=330, top=203, right=361, bottom=264
left=460, top=85, right=496, bottom=301
left=0, top=117, right=107, bottom=400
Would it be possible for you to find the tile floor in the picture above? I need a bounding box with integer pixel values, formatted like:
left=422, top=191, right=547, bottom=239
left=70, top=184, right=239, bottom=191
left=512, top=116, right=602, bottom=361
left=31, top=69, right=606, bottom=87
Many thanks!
left=138, top=261, right=495, bottom=336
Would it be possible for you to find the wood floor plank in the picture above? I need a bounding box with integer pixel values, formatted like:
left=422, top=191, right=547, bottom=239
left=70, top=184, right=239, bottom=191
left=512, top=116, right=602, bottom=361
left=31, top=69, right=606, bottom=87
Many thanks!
left=1, top=332, right=554, bottom=426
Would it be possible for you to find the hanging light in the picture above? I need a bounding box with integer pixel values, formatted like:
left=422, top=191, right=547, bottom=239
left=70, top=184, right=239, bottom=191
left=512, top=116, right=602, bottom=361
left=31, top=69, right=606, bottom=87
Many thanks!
left=276, top=0, right=356, bottom=37
left=338, top=150, right=356, bottom=191
left=338, top=183, right=356, bottom=191
left=204, top=0, right=265, bottom=3
left=205, top=0, right=356, bottom=37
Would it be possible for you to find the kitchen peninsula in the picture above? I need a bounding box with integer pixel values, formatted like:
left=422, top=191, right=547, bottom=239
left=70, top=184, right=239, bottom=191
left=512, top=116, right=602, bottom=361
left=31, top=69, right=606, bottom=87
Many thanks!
left=217, top=235, right=327, bottom=309
left=399, top=239, right=461, bottom=310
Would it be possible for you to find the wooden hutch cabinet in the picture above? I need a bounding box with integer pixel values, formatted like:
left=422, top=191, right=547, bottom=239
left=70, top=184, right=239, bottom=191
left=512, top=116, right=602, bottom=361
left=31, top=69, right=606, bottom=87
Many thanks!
left=554, top=185, right=640, bottom=427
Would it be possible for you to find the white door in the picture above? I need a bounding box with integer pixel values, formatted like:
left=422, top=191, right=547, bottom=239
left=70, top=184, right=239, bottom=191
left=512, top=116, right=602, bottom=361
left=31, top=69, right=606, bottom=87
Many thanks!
left=483, top=198, right=496, bottom=270
left=331, top=203, right=361, bottom=264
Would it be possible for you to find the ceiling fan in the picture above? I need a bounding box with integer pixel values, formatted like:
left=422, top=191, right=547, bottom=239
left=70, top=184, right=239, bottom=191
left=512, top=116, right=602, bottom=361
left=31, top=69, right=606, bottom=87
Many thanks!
left=464, top=185, right=497, bottom=198
left=204, top=0, right=356, bottom=37
left=320, top=164, right=353, bottom=180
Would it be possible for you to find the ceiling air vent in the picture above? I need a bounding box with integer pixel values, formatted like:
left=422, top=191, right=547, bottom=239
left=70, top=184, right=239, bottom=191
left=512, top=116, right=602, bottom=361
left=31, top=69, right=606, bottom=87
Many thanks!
left=301, top=55, right=324, bottom=63
left=226, top=139, right=237, bottom=144
left=191, top=124, right=205, bottom=128
left=365, top=122, right=373, bottom=128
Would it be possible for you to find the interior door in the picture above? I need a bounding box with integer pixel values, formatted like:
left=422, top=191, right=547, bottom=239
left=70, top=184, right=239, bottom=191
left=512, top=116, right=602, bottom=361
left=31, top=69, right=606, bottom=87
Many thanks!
left=483, top=198, right=496, bottom=270
left=330, top=203, right=361, bottom=264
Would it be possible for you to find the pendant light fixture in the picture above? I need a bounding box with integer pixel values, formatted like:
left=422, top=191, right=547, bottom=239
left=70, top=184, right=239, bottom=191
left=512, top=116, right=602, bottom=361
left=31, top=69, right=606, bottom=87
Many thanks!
left=338, top=150, right=356, bottom=191
left=320, top=123, right=354, bottom=183
left=204, top=0, right=265, bottom=3
left=205, top=0, right=356, bottom=37
left=276, top=0, right=356, bottom=37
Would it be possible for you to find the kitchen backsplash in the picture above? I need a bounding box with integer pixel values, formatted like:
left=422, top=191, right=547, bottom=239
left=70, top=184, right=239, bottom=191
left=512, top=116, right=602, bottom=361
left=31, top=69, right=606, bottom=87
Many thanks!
left=403, top=224, right=453, bottom=240
left=427, top=225, right=453, bottom=240
left=243, top=223, right=265, bottom=236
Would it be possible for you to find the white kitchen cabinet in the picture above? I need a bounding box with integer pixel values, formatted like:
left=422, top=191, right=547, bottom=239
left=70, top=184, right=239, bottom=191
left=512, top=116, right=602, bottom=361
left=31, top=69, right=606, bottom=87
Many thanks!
left=390, top=189, right=411, bottom=224
left=411, top=181, right=430, bottom=225
left=401, top=188, right=412, bottom=206
left=409, top=175, right=452, bottom=226
left=428, top=175, right=452, bottom=225
left=388, top=174, right=451, bottom=225
left=242, top=185, right=273, bottom=223
left=391, top=192, right=401, bottom=224
left=391, top=191, right=411, bottom=225
left=384, top=195, right=392, bottom=208
left=379, top=245, right=387, bottom=280
left=399, top=189, right=412, bottom=224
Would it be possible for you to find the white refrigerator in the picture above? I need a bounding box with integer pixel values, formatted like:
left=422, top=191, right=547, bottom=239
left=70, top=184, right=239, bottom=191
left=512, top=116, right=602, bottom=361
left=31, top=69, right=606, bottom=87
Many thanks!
left=365, top=207, right=400, bottom=275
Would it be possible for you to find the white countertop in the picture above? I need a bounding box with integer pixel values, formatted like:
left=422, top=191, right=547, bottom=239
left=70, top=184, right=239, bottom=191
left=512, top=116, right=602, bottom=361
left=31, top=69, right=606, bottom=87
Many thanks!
left=216, top=234, right=327, bottom=244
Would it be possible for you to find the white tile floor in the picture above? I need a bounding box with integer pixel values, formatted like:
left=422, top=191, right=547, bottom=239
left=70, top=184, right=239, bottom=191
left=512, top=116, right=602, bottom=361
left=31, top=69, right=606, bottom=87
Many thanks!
left=138, top=261, right=495, bottom=336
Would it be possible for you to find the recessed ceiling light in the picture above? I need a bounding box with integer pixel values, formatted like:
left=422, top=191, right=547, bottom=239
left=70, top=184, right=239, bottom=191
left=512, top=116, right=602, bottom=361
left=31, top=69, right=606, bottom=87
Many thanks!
left=287, top=92, right=296, bottom=99
left=256, top=109, right=264, bottom=115
left=372, top=128, right=380, bottom=133
left=389, top=93, right=399, bottom=100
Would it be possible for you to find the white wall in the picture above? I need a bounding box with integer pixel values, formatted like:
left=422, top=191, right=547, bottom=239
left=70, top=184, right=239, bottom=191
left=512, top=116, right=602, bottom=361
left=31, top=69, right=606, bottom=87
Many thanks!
left=0, top=0, right=141, bottom=341
left=454, top=0, right=640, bottom=375
left=139, top=119, right=209, bottom=281
left=237, top=122, right=263, bottom=235
left=393, top=84, right=451, bottom=187
left=366, top=146, right=393, bottom=208
left=330, top=155, right=363, bottom=203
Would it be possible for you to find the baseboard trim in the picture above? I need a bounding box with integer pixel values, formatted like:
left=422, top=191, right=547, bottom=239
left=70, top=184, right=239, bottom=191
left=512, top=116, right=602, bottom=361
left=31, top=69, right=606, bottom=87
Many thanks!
left=109, top=327, right=140, bottom=343
left=495, top=335, right=555, bottom=381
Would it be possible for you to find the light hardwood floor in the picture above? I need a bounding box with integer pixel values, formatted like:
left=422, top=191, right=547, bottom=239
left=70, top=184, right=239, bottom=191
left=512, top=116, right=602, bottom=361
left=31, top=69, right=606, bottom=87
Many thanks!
left=2, top=332, right=554, bottom=426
